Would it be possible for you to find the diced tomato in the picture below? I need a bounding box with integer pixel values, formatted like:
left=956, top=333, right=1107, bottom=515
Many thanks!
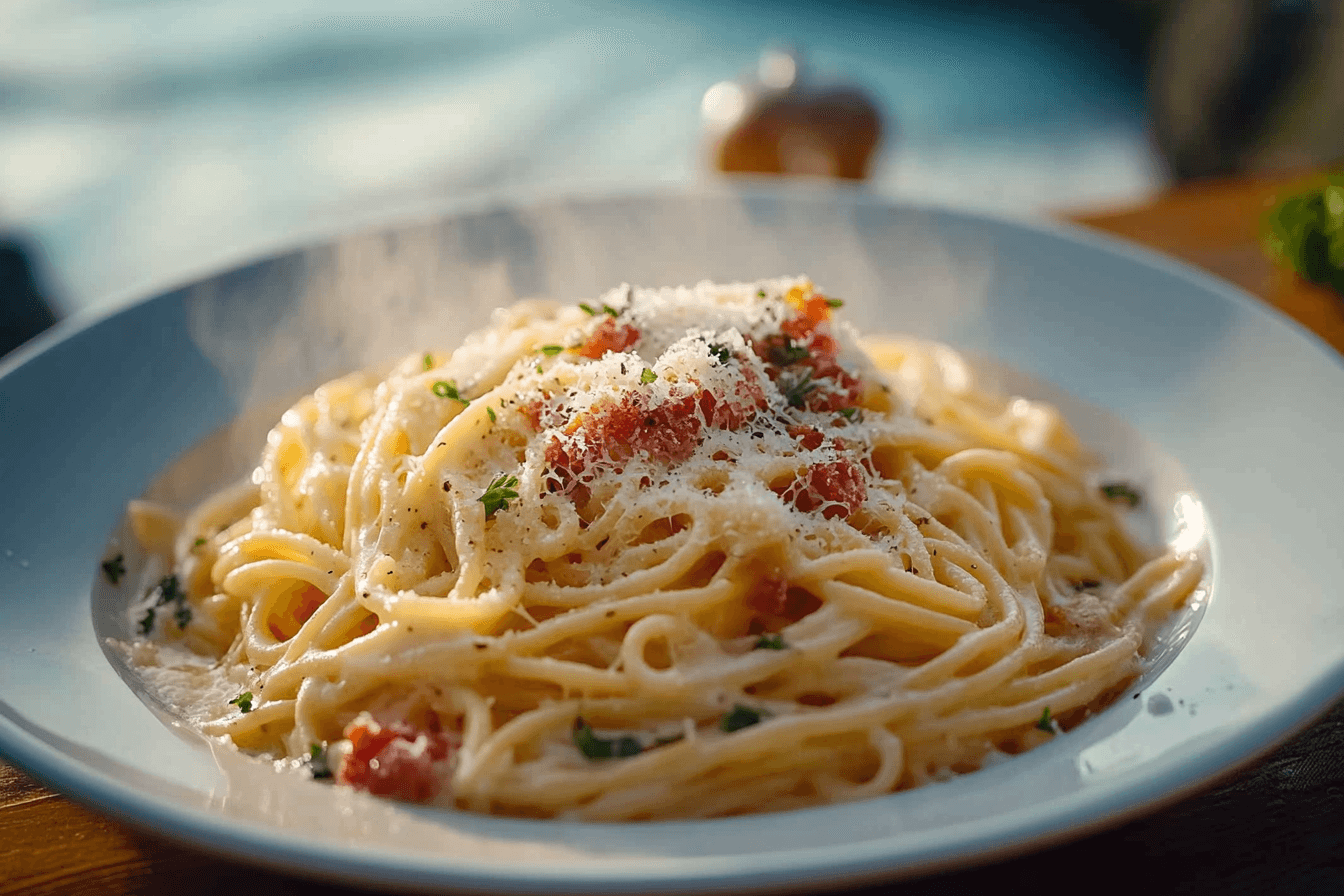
left=799, top=354, right=863, bottom=413
left=780, top=294, right=833, bottom=344
left=786, top=424, right=826, bottom=451
left=267, top=583, right=326, bottom=641
left=577, top=319, right=641, bottom=359
left=776, top=459, right=867, bottom=520
left=746, top=573, right=822, bottom=628
left=338, top=716, right=454, bottom=803
left=520, top=398, right=546, bottom=431
left=747, top=573, right=790, bottom=617
left=544, top=374, right=765, bottom=492
left=752, top=295, right=862, bottom=415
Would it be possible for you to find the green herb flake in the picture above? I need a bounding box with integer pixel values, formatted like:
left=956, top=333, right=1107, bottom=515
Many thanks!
left=753, top=633, right=786, bottom=650
left=144, top=574, right=192, bottom=631
left=540, top=344, right=564, bottom=356
left=153, top=574, right=184, bottom=606
left=838, top=407, right=859, bottom=420
left=756, top=289, right=767, bottom=298
left=721, top=704, right=765, bottom=732
left=432, top=380, right=469, bottom=406
left=229, top=691, right=255, bottom=714
left=579, top=302, right=597, bottom=315
left=101, top=553, right=126, bottom=585
left=782, top=371, right=816, bottom=408
left=308, top=743, right=333, bottom=779
left=709, top=344, right=733, bottom=365
left=479, top=474, right=520, bottom=519
left=423, top=353, right=434, bottom=370
left=536, top=363, right=544, bottom=374
left=1100, top=482, right=1141, bottom=508
left=486, top=406, right=497, bottom=423
left=601, top=303, right=619, bottom=317
left=193, top=536, right=207, bottom=548
left=1036, top=706, right=1054, bottom=733
left=825, top=297, right=845, bottom=308
left=640, top=368, right=658, bottom=384
left=573, top=718, right=642, bottom=760
left=765, top=335, right=810, bottom=366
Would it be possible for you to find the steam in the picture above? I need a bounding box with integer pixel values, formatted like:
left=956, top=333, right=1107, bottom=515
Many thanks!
left=176, top=189, right=993, bottom=494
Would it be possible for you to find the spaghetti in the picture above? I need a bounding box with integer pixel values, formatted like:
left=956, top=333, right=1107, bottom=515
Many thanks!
left=122, top=277, right=1202, bottom=819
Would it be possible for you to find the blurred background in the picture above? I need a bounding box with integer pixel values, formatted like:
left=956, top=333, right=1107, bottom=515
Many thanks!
left=2, top=0, right=1342, bottom=354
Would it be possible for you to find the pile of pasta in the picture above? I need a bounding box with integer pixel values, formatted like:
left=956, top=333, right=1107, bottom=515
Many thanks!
left=127, top=277, right=1202, bottom=820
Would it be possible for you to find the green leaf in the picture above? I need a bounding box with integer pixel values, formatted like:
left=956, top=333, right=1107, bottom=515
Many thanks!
left=100, top=553, right=126, bottom=585
left=721, top=704, right=766, bottom=732
left=1100, top=482, right=1141, bottom=507
left=825, top=297, right=844, bottom=308
left=540, top=344, right=564, bottom=356
left=1036, top=706, right=1053, bottom=733
left=1263, top=177, right=1344, bottom=294
left=486, top=406, right=497, bottom=423
left=753, top=633, right=786, bottom=650
left=782, top=371, right=817, bottom=408
left=423, top=353, right=434, bottom=370
left=573, top=718, right=642, bottom=760
left=579, top=303, right=597, bottom=315
left=229, top=691, right=254, bottom=713
left=432, top=380, right=469, bottom=405
left=308, top=743, right=333, bottom=779
left=479, top=474, right=520, bottom=518
left=640, top=368, right=658, bottom=384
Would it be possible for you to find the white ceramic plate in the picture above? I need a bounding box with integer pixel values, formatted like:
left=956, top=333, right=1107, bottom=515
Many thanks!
left=3, top=188, right=1344, bottom=893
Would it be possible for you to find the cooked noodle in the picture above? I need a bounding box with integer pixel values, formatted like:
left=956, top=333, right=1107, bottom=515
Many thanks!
left=123, top=277, right=1202, bottom=819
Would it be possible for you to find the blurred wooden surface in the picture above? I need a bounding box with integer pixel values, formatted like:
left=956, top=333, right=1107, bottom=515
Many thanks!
left=2, top=173, right=1340, bottom=894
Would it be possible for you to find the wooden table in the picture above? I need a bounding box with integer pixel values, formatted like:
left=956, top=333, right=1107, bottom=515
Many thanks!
left=3, top=175, right=1342, bottom=895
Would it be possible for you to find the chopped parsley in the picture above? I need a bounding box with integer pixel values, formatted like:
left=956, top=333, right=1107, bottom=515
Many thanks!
left=229, top=691, right=254, bottom=713
left=781, top=371, right=817, bottom=408
left=765, top=334, right=810, bottom=366
left=540, top=344, right=564, bottom=356
left=1036, top=707, right=1054, bottom=733
left=572, top=718, right=642, bottom=760
left=100, top=553, right=126, bottom=585
left=709, top=343, right=733, bottom=365
left=601, top=303, right=619, bottom=317
left=432, top=380, right=469, bottom=405
left=640, top=368, right=658, bottom=384
left=825, top=297, right=844, bottom=308
left=308, top=743, right=333, bottom=779
left=192, top=536, right=207, bottom=549
left=579, top=302, right=597, bottom=315
left=838, top=407, right=859, bottom=420
left=140, top=574, right=190, bottom=633
left=1100, top=482, right=1141, bottom=507
left=721, top=704, right=766, bottom=732
left=479, top=474, right=520, bottom=518
left=423, top=353, right=434, bottom=370
left=753, top=633, right=786, bottom=650
left=756, top=289, right=767, bottom=298
left=486, top=406, right=497, bottom=423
